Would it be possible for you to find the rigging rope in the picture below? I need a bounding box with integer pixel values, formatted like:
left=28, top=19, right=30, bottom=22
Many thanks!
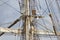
left=45, top=0, right=50, bottom=13
left=55, top=0, right=60, bottom=12
left=33, top=19, right=53, bottom=32
left=0, top=0, right=21, bottom=14
left=38, top=0, right=48, bottom=15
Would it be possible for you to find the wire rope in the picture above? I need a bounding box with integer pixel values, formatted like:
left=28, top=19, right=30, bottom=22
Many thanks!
left=38, top=0, right=48, bottom=16
left=0, top=0, right=9, bottom=6
left=0, top=0, right=21, bottom=14
left=35, top=0, right=51, bottom=39
left=34, top=20, right=53, bottom=32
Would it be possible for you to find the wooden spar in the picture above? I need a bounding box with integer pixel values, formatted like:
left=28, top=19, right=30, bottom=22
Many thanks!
left=0, top=27, right=21, bottom=34
left=49, top=13, right=60, bottom=40
left=24, top=0, right=30, bottom=40
left=0, top=27, right=60, bottom=35
left=49, top=14, right=57, bottom=35
left=0, top=16, right=22, bottom=36
left=29, top=26, right=34, bottom=40
left=30, top=7, right=36, bottom=40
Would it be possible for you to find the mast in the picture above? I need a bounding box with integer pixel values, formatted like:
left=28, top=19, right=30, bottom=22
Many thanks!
left=24, top=0, right=30, bottom=40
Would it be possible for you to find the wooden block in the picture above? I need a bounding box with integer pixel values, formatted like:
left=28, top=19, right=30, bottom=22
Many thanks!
left=32, top=10, right=36, bottom=15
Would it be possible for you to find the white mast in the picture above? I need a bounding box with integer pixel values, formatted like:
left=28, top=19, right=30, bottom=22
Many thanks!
left=24, top=0, right=30, bottom=40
